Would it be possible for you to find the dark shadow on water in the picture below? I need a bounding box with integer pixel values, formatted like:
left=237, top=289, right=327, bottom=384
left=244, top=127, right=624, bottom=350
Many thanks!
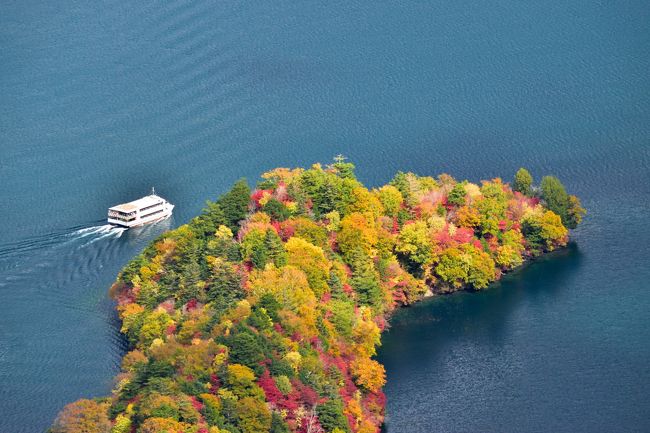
left=104, top=298, right=131, bottom=371
left=378, top=243, right=584, bottom=432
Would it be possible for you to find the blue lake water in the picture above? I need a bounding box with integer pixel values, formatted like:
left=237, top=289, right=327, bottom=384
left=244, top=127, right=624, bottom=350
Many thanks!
left=1, top=1, right=649, bottom=432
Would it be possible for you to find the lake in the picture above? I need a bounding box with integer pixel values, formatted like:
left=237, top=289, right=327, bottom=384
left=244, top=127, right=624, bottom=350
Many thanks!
left=1, top=1, right=649, bottom=432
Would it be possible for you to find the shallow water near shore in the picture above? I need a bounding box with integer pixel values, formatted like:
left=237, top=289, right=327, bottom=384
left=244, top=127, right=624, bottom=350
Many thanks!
left=1, top=1, right=649, bottom=432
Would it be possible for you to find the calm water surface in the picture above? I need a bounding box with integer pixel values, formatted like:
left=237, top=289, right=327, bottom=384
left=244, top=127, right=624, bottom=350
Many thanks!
left=1, top=1, right=649, bottom=432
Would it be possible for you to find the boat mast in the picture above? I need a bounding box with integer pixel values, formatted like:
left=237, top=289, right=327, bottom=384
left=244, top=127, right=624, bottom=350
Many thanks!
left=151, top=186, right=155, bottom=196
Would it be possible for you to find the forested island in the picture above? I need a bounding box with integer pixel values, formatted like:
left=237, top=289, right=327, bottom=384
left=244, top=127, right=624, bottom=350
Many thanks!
left=51, top=158, right=584, bottom=433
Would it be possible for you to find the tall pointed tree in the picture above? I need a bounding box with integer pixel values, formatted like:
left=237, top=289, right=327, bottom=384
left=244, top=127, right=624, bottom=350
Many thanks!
left=513, top=168, right=533, bottom=196
left=218, top=178, right=251, bottom=233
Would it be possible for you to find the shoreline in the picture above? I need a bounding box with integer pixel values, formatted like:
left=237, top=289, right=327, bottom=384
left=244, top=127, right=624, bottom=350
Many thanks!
left=51, top=163, right=583, bottom=433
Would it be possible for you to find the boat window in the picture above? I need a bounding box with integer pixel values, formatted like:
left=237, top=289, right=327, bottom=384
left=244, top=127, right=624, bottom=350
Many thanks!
left=140, top=209, right=164, bottom=219
left=139, top=202, right=163, bottom=213
left=108, top=209, right=136, bottom=220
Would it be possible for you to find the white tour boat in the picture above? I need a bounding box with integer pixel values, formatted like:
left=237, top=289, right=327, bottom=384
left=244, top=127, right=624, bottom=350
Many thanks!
left=108, top=188, right=174, bottom=228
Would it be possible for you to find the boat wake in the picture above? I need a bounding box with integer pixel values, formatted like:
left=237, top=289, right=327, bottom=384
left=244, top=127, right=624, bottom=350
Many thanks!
left=0, top=217, right=172, bottom=292
left=0, top=224, right=128, bottom=285
left=73, top=225, right=128, bottom=248
left=0, top=224, right=121, bottom=259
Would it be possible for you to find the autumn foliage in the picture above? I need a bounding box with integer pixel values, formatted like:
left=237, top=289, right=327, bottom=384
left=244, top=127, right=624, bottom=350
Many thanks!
left=52, top=159, right=582, bottom=433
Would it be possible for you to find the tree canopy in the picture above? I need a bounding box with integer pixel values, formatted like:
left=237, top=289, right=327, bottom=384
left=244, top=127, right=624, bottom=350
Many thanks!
left=540, top=176, right=586, bottom=229
left=513, top=168, right=533, bottom=196
left=53, top=158, right=582, bottom=433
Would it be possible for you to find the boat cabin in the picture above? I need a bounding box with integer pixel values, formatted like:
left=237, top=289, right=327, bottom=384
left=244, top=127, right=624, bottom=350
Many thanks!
left=108, top=191, right=173, bottom=228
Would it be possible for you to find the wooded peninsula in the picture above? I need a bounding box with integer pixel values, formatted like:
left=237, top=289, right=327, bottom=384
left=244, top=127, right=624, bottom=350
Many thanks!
left=51, top=158, right=584, bottom=433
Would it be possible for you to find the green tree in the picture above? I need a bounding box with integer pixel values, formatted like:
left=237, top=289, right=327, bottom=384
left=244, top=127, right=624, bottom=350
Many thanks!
left=218, top=178, right=251, bottom=233
left=299, top=166, right=359, bottom=217
left=264, top=229, right=287, bottom=268
left=332, top=154, right=356, bottom=180
left=263, top=198, right=290, bottom=221
left=270, top=410, right=290, bottom=433
left=190, top=200, right=226, bottom=237
left=273, top=375, right=292, bottom=395
left=177, top=258, right=203, bottom=304
left=447, top=183, right=467, bottom=206
left=199, top=393, right=224, bottom=427
left=206, top=257, right=245, bottom=314
left=540, top=176, right=573, bottom=227
left=206, top=225, right=241, bottom=261
left=317, top=399, right=350, bottom=433
left=389, top=171, right=412, bottom=205
left=227, top=332, right=265, bottom=373
left=513, top=168, right=533, bottom=196
left=248, top=306, right=273, bottom=331
left=244, top=229, right=287, bottom=269
left=328, top=299, right=355, bottom=338
left=349, top=250, right=382, bottom=309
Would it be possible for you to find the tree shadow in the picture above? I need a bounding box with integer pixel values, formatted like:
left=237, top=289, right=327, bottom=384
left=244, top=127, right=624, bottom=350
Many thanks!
left=378, top=241, right=584, bottom=386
